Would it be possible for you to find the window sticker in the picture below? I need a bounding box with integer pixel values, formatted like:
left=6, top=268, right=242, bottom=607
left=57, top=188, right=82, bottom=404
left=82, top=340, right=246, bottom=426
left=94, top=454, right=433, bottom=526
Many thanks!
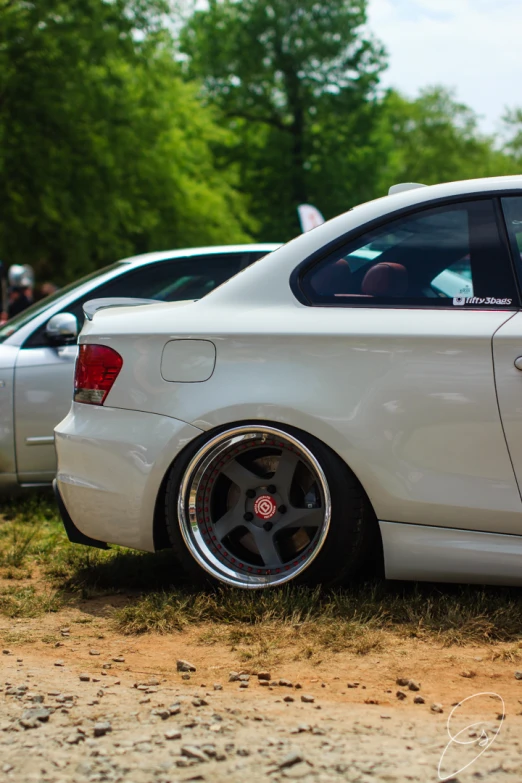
left=453, top=296, right=512, bottom=306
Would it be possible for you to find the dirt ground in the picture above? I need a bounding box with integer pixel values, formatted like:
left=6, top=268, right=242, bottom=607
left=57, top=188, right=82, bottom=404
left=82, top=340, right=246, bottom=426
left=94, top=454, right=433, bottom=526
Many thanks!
left=2, top=597, right=522, bottom=783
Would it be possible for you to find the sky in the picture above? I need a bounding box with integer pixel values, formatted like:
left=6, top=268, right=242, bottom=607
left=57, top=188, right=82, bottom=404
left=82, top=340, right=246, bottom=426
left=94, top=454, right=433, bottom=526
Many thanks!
left=367, top=0, right=521, bottom=133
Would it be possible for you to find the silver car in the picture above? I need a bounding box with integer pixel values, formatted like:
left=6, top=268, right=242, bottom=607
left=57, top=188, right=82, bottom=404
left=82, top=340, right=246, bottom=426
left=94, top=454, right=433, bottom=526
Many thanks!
left=0, top=245, right=279, bottom=494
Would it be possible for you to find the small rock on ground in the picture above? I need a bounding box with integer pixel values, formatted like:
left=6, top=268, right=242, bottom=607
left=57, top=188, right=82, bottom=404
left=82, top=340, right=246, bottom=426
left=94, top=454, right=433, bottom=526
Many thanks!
left=177, top=660, right=197, bottom=673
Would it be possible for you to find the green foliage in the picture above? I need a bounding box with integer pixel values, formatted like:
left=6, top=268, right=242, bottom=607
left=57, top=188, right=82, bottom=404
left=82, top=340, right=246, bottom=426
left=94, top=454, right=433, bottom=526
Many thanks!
left=180, top=0, right=386, bottom=239
left=374, top=87, right=518, bottom=191
left=1, top=0, right=520, bottom=278
left=0, top=0, right=251, bottom=282
left=502, top=107, right=522, bottom=164
left=180, top=0, right=520, bottom=239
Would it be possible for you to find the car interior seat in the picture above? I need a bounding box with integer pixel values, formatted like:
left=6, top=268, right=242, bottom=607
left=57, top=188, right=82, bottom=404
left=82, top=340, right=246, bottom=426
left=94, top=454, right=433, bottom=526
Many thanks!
left=361, top=262, right=408, bottom=297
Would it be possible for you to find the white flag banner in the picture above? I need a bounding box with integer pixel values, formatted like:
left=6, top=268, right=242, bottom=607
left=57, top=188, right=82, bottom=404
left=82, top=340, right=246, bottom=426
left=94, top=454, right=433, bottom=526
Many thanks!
left=297, top=204, right=325, bottom=233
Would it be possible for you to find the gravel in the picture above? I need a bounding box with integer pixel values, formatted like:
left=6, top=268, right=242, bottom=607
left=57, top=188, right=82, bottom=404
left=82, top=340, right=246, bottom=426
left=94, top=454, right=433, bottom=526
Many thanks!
left=1, top=654, right=520, bottom=783
left=165, top=728, right=182, bottom=740
left=278, top=752, right=304, bottom=769
left=181, top=744, right=208, bottom=762
left=93, top=721, right=112, bottom=737
left=177, top=660, right=197, bottom=673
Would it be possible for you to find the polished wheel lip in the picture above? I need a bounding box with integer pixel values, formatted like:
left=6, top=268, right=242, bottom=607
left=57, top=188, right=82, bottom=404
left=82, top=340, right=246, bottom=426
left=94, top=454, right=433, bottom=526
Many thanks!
left=177, top=425, right=332, bottom=588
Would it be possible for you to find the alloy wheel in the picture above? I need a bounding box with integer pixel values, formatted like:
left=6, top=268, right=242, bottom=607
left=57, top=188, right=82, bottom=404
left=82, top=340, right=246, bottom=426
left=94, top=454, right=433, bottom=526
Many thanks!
left=177, top=426, right=332, bottom=587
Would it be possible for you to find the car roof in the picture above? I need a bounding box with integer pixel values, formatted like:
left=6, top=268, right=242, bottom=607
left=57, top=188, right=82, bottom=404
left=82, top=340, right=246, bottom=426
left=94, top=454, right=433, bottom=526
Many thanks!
left=205, top=176, right=522, bottom=308
left=352, top=175, right=522, bottom=213
left=120, top=244, right=283, bottom=266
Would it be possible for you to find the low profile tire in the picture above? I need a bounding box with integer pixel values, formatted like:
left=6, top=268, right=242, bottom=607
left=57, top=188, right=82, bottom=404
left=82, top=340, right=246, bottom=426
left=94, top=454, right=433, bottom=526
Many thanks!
left=165, top=424, right=379, bottom=589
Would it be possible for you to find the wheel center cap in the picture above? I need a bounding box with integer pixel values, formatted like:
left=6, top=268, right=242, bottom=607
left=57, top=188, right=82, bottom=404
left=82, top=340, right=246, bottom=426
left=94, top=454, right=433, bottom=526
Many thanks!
left=253, top=494, right=278, bottom=521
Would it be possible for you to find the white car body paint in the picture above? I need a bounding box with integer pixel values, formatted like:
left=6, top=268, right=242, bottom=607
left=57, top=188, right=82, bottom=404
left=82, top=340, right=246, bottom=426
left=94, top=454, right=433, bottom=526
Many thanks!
left=55, top=176, right=522, bottom=584
left=57, top=404, right=202, bottom=550
left=380, top=522, right=522, bottom=585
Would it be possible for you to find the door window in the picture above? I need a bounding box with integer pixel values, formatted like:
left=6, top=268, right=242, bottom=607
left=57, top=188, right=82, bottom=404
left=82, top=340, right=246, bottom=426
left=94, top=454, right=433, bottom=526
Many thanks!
left=299, top=200, right=517, bottom=308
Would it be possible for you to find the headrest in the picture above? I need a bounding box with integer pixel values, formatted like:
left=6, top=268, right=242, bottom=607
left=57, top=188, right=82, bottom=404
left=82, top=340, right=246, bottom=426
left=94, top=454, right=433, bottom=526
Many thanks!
left=361, top=262, right=408, bottom=297
left=312, top=258, right=353, bottom=295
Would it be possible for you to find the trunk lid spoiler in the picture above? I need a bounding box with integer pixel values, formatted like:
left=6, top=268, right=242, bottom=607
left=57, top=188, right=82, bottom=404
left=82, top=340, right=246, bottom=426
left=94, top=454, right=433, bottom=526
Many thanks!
left=83, top=298, right=158, bottom=321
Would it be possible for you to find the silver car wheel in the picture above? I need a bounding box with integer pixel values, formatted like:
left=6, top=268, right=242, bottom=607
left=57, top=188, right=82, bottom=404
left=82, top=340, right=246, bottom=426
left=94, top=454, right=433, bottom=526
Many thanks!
left=177, top=426, right=332, bottom=588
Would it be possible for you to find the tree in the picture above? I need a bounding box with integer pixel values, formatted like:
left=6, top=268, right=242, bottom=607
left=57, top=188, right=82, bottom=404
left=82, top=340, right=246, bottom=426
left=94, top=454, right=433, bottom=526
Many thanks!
left=502, top=108, right=522, bottom=164
left=0, top=0, right=251, bottom=282
left=373, top=87, right=517, bottom=192
left=180, top=0, right=386, bottom=239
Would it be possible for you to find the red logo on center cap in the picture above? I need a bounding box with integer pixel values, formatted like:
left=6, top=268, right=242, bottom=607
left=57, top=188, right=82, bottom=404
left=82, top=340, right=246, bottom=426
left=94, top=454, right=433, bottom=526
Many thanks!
left=254, top=495, right=277, bottom=520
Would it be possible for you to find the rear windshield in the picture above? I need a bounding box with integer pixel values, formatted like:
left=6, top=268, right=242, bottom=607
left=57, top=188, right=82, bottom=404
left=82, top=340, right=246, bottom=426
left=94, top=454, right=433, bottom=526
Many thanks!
left=0, top=263, right=123, bottom=343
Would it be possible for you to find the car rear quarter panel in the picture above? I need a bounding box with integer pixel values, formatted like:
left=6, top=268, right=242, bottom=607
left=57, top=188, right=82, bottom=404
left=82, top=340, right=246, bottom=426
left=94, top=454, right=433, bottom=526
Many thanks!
left=87, top=303, right=521, bottom=535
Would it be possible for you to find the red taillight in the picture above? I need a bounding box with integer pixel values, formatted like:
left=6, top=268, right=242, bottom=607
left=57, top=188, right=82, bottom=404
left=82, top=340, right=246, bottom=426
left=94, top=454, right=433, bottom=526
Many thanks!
left=74, top=344, right=123, bottom=406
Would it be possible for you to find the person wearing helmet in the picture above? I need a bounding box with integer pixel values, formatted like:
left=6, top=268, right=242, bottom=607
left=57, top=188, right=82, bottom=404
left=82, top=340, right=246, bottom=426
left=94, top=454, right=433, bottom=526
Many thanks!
left=7, top=264, right=34, bottom=318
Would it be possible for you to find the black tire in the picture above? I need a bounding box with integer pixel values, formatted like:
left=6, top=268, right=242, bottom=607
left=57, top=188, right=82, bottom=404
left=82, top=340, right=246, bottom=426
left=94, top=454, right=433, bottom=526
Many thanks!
left=164, top=422, right=380, bottom=589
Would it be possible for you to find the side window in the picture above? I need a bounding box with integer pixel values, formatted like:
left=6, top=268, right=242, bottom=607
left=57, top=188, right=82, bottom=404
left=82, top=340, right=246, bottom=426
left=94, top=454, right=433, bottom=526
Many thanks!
left=501, top=197, right=522, bottom=271
left=90, top=254, right=243, bottom=304
left=24, top=254, right=242, bottom=348
left=300, top=200, right=517, bottom=308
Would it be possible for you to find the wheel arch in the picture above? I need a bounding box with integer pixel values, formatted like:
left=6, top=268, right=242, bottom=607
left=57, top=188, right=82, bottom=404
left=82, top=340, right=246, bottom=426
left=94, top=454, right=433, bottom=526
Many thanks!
left=153, top=418, right=381, bottom=554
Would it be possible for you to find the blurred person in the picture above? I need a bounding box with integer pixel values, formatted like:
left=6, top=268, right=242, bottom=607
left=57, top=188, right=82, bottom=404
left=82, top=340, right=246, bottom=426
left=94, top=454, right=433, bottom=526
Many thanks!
left=0, top=259, right=7, bottom=324
left=39, top=281, right=59, bottom=300
left=7, top=264, right=34, bottom=318
left=8, top=286, right=32, bottom=318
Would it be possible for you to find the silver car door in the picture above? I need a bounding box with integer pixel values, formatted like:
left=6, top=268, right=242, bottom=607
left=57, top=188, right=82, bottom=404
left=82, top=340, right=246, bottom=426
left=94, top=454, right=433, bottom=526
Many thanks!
left=492, top=196, right=522, bottom=495
left=14, top=344, right=78, bottom=484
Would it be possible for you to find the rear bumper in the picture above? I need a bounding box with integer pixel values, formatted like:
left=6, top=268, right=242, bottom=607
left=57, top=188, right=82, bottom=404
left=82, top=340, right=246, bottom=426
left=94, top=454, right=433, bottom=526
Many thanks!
left=54, top=404, right=203, bottom=551
left=53, top=478, right=108, bottom=549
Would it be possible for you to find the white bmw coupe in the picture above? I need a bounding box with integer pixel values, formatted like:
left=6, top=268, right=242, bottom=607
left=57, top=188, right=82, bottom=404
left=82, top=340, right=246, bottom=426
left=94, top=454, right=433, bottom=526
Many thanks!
left=55, top=177, right=522, bottom=589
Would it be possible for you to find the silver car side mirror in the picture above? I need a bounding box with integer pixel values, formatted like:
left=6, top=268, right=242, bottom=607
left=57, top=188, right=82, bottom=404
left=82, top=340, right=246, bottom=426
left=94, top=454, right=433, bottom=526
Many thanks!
left=45, top=312, right=78, bottom=344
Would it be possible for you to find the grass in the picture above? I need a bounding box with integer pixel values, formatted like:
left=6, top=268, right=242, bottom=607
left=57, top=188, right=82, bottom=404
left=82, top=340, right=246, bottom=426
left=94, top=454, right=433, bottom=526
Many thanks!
left=1, top=495, right=522, bottom=657
left=0, top=585, right=62, bottom=618
left=0, top=493, right=179, bottom=591
left=0, top=493, right=67, bottom=570
left=114, top=582, right=522, bottom=644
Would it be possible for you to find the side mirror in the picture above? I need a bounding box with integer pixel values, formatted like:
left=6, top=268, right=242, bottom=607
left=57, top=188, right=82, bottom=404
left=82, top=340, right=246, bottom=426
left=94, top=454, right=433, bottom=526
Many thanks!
left=45, top=312, right=78, bottom=344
